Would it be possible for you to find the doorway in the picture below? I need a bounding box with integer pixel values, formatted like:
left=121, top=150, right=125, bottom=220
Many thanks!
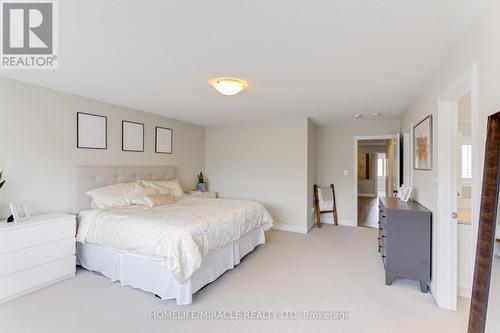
left=354, top=136, right=400, bottom=228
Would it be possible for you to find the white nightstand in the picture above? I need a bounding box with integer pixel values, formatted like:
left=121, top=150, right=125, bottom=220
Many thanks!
left=187, top=191, right=218, bottom=199
left=0, top=213, right=76, bottom=304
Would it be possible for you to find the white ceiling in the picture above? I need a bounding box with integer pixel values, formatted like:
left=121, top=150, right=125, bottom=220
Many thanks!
left=0, top=0, right=491, bottom=126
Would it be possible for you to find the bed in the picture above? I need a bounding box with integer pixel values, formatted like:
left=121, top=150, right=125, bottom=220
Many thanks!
left=73, top=166, right=273, bottom=305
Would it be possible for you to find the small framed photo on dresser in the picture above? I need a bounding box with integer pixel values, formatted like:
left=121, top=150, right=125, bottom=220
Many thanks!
left=155, top=126, right=172, bottom=154
left=9, top=203, right=31, bottom=222
left=122, top=121, right=144, bottom=152
left=77, top=112, right=107, bottom=149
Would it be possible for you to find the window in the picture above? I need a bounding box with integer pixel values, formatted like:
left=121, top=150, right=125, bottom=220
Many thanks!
left=461, top=144, right=472, bottom=179
left=377, top=153, right=386, bottom=177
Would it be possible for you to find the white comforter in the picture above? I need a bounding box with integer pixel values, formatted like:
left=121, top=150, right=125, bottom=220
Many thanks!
left=77, top=197, right=273, bottom=283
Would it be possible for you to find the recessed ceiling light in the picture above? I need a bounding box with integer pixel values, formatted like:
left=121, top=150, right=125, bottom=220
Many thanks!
left=210, top=77, right=248, bottom=96
left=354, top=114, right=362, bottom=119
left=372, top=112, right=382, bottom=117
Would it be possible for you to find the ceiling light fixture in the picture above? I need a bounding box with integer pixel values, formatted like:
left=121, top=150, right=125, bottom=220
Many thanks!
left=210, top=77, right=248, bottom=96
left=354, top=114, right=362, bottom=119
left=372, top=112, right=382, bottom=117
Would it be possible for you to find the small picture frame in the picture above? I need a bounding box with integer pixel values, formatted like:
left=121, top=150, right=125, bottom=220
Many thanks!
left=122, top=121, right=144, bottom=152
left=400, top=187, right=413, bottom=203
left=77, top=112, right=107, bottom=149
left=397, top=184, right=407, bottom=199
left=155, top=126, right=172, bottom=154
left=9, top=203, right=31, bottom=222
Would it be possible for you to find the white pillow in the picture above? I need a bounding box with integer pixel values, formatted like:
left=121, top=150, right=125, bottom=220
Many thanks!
left=138, top=179, right=184, bottom=198
left=130, top=182, right=161, bottom=206
left=86, top=182, right=136, bottom=208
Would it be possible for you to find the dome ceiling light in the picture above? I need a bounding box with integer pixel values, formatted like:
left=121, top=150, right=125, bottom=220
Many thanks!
left=210, top=77, right=248, bottom=96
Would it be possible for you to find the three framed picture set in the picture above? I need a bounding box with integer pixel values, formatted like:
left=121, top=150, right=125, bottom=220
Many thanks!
left=76, top=112, right=172, bottom=154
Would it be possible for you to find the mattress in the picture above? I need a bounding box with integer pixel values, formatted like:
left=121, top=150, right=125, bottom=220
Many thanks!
left=77, top=196, right=273, bottom=283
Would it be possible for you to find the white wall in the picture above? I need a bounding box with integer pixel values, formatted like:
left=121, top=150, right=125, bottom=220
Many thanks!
left=307, top=119, right=318, bottom=231
left=205, top=117, right=311, bottom=233
left=400, top=2, right=500, bottom=311
left=0, top=77, right=205, bottom=218
left=317, top=119, right=400, bottom=225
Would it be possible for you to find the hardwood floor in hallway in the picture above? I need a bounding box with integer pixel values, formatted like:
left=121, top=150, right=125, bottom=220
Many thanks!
left=358, top=196, right=379, bottom=229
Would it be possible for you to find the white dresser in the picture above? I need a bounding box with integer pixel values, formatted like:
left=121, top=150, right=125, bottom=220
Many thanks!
left=0, top=213, right=76, bottom=304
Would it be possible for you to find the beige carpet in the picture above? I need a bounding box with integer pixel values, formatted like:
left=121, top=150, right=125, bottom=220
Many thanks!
left=0, top=225, right=469, bottom=333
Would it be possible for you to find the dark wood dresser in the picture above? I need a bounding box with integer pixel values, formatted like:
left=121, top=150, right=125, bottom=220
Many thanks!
left=378, top=197, right=432, bottom=292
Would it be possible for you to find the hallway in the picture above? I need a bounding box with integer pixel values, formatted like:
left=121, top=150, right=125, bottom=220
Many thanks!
left=358, top=196, right=379, bottom=229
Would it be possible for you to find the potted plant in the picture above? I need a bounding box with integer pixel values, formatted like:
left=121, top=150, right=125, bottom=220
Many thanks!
left=196, top=172, right=208, bottom=192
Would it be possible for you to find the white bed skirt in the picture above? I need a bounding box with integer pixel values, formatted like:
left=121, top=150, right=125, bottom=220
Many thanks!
left=77, top=226, right=265, bottom=305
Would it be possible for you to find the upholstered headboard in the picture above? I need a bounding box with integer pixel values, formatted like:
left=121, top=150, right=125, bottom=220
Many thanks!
left=73, top=165, right=176, bottom=212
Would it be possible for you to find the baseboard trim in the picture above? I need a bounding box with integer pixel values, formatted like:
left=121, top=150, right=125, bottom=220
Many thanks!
left=319, top=218, right=355, bottom=227
left=358, top=193, right=377, bottom=197
left=272, top=223, right=308, bottom=234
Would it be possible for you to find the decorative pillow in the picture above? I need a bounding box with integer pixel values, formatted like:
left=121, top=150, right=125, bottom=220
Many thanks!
left=138, top=179, right=184, bottom=198
left=85, top=182, right=136, bottom=208
left=130, top=182, right=162, bottom=206
left=142, top=194, right=177, bottom=208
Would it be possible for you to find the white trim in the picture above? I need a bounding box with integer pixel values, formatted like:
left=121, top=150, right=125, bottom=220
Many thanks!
left=435, top=63, right=479, bottom=311
left=353, top=134, right=399, bottom=227
left=320, top=215, right=355, bottom=226
left=272, top=223, right=308, bottom=234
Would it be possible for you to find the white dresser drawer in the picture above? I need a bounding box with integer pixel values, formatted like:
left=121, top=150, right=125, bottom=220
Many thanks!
left=0, top=255, right=75, bottom=303
left=0, top=219, right=75, bottom=254
left=0, top=238, right=75, bottom=277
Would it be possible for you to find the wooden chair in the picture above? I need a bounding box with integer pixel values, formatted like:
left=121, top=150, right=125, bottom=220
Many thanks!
left=313, top=184, right=338, bottom=228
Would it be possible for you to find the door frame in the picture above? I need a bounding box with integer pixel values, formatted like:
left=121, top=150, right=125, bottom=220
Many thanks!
left=353, top=134, right=400, bottom=227
left=435, top=63, right=479, bottom=310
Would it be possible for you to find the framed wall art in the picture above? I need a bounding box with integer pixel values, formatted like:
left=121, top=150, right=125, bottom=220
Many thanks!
left=77, top=112, right=107, bottom=149
left=413, top=115, right=432, bottom=170
left=155, top=126, right=172, bottom=154
left=122, top=121, right=144, bottom=152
